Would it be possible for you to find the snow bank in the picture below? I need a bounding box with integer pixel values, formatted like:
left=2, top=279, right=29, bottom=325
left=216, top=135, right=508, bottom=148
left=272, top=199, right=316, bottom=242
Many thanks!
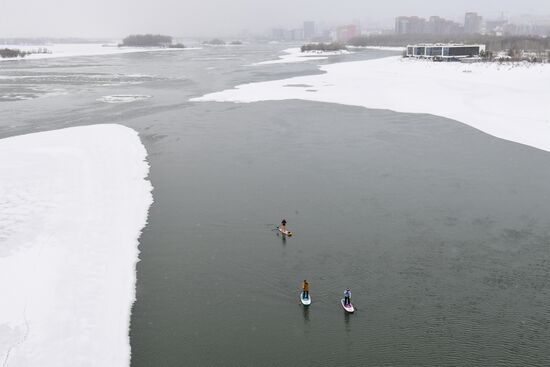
left=0, top=124, right=153, bottom=366
left=193, top=56, right=550, bottom=153
left=252, top=47, right=351, bottom=65
left=0, top=43, right=198, bottom=61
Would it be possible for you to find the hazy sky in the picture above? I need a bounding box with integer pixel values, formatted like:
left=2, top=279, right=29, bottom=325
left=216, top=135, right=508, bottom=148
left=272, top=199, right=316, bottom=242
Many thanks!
left=0, top=0, right=549, bottom=38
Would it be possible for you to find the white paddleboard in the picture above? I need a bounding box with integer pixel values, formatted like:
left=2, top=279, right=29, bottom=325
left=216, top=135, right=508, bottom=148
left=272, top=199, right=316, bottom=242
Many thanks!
left=278, top=227, right=293, bottom=237
left=341, top=299, right=354, bottom=313
left=300, top=292, right=311, bottom=306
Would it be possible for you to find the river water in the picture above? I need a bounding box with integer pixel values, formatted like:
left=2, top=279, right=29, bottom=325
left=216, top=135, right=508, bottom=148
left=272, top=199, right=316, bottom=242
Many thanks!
left=1, top=45, right=549, bottom=366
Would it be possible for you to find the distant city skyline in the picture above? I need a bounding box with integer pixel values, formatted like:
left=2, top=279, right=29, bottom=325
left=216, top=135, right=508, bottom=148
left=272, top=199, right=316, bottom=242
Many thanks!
left=0, top=0, right=549, bottom=38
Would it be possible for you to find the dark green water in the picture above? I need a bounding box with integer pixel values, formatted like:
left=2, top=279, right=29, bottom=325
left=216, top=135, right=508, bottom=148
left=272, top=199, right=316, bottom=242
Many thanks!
left=1, top=45, right=549, bottom=366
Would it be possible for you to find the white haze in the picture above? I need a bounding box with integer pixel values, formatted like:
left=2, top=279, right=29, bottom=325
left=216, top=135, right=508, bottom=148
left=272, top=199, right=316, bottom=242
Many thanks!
left=0, top=0, right=548, bottom=38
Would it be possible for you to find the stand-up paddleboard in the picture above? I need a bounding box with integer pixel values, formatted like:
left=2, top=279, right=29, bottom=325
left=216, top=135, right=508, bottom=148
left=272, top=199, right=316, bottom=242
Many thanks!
left=300, top=292, right=311, bottom=306
left=341, top=299, right=354, bottom=313
left=278, top=227, right=293, bottom=237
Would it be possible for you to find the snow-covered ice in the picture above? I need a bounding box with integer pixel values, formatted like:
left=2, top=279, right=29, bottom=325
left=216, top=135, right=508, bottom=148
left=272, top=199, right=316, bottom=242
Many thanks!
left=0, top=124, right=153, bottom=366
left=193, top=56, right=550, bottom=153
left=252, top=47, right=351, bottom=65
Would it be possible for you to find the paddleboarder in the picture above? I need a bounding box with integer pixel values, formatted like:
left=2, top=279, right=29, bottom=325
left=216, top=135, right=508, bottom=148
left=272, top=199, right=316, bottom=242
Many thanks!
left=302, top=280, right=310, bottom=299
left=344, top=288, right=351, bottom=306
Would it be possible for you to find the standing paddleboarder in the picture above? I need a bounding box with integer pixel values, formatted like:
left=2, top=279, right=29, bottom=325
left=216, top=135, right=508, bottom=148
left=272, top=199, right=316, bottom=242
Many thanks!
left=300, top=279, right=311, bottom=305
left=302, top=280, right=310, bottom=299
left=344, top=288, right=352, bottom=306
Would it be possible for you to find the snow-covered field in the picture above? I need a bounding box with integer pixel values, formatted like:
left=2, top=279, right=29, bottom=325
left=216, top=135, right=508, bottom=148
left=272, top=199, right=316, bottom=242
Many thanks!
left=193, top=56, right=550, bottom=153
left=0, top=124, right=153, bottom=366
left=0, top=43, right=198, bottom=61
left=252, top=47, right=351, bottom=65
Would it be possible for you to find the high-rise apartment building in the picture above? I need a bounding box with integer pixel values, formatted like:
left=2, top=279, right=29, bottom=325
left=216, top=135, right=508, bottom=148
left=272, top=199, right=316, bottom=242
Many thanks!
left=395, top=16, right=426, bottom=34
left=426, top=16, right=462, bottom=34
left=464, top=12, right=483, bottom=34
left=303, top=21, right=315, bottom=40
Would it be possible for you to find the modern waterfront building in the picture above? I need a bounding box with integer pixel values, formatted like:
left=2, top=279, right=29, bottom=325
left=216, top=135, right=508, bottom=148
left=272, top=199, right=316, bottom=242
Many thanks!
left=406, top=43, right=486, bottom=60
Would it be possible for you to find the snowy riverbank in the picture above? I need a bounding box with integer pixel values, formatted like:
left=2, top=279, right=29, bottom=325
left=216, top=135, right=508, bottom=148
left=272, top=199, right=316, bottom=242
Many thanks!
left=252, top=47, right=351, bottom=65
left=193, top=56, right=550, bottom=153
left=0, top=124, right=153, bottom=366
left=0, top=43, right=198, bottom=61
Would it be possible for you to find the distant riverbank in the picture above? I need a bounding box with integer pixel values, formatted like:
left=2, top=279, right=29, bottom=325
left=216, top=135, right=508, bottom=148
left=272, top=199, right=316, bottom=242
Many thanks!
left=0, top=43, right=197, bottom=62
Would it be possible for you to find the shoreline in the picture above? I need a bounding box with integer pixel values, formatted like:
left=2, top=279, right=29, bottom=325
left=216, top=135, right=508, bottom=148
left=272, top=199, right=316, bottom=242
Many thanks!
left=0, top=124, right=153, bottom=366
left=0, top=43, right=200, bottom=62
left=193, top=55, right=550, bottom=153
left=251, top=47, right=352, bottom=65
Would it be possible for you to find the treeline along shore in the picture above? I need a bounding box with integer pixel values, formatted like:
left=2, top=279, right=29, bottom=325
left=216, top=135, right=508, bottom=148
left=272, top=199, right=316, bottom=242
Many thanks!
left=301, top=42, right=347, bottom=52
left=0, top=48, right=29, bottom=58
left=0, top=47, right=51, bottom=58
left=119, top=34, right=184, bottom=48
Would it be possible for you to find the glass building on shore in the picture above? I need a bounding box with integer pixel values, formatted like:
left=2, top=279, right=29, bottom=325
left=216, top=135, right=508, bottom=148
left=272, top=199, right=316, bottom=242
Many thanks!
left=406, top=43, right=486, bottom=60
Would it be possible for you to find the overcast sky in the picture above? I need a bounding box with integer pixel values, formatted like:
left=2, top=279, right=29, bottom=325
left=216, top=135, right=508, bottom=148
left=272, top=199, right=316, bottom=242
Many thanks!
left=0, top=0, right=549, bottom=38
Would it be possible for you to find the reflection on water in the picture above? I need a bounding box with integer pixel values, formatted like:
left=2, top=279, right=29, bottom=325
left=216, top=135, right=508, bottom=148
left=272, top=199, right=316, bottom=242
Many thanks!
left=279, top=233, right=287, bottom=246
left=344, top=312, right=352, bottom=333
left=302, top=306, right=310, bottom=323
